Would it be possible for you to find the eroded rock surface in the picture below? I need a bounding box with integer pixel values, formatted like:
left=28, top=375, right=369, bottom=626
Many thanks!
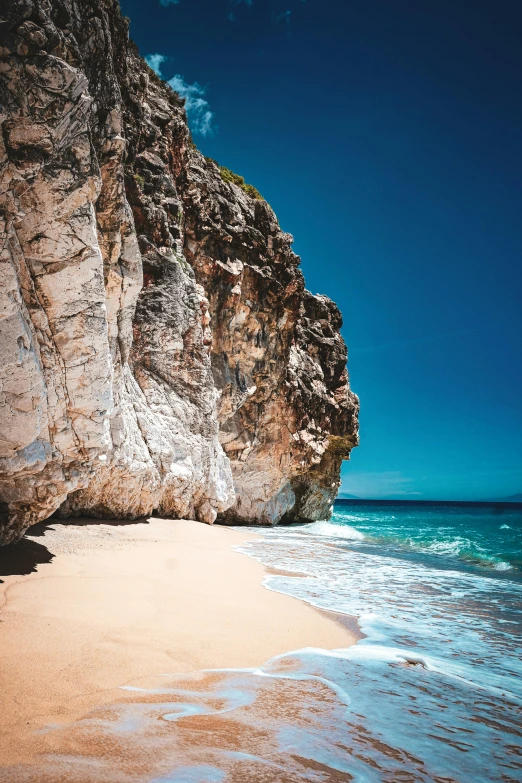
left=0, top=0, right=358, bottom=543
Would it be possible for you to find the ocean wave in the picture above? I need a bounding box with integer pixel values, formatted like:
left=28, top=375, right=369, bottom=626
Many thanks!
left=334, top=512, right=397, bottom=524
left=316, top=526, right=515, bottom=572
left=335, top=513, right=372, bottom=521
left=306, top=521, right=365, bottom=540
left=421, top=537, right=473, bottom=556
left=418, top=539, right=513, bottom=570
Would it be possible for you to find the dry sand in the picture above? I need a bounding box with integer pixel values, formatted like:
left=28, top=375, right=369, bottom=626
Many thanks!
left=0, top=517, right=357, bottom=769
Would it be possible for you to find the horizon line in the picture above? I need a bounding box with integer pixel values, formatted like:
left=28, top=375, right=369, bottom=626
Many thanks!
left=335, top=497, right=522, bottom=504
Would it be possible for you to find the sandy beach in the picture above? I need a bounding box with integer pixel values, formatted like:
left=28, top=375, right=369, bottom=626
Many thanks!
left=0, top=517, right=357, bottom=775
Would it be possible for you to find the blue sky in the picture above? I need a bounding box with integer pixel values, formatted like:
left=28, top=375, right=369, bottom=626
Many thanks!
left=121, top=0, right=522, bottom=500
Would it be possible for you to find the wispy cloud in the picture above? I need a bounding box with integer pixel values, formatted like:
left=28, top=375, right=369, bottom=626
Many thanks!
left=159, top=0, right=180, bottom=5
left=168, top=75, right=214, bottom=136
left=271, top=9, right=291, bottom=24
left=341, top=471, right=420, bottom=499
left=145, top=53, right=167, bottom=75
left=145, top=54, right=215, bottom=136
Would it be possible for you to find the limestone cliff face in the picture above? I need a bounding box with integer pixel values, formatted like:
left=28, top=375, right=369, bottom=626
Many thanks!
left=0, top=0, right=359, bottom=544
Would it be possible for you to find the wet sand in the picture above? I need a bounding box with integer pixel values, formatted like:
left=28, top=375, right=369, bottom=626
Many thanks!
left=0, top=517, right=357, bottom=771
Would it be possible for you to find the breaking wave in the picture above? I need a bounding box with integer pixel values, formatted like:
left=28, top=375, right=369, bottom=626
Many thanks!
left=305, top=521, right=365, bottom=540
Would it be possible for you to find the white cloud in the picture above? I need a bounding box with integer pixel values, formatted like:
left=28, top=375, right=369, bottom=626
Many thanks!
left=145, top=53, right=167, bottom=75
left=168, top=74, right=214, bottom=136
left=144, top=55, right=215, bottom=137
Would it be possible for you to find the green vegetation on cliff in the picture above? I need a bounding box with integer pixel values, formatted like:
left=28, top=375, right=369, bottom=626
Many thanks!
left=205, top=158, right=264, bottom=201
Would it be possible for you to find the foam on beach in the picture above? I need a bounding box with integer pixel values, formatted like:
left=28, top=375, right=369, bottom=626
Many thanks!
left=306, top=521, right=366, bottom=540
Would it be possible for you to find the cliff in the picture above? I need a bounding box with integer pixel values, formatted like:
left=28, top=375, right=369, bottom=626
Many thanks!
left=0, top=0, right=359, bottom=544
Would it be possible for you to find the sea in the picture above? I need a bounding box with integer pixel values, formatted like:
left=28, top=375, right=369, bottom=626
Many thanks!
left=227, top=501, right=522, bottom=783
left=18, top=501, right=522, bottom=783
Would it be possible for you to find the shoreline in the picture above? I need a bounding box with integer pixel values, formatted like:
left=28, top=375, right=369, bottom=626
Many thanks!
left=0, top=516, right=358, bottom=770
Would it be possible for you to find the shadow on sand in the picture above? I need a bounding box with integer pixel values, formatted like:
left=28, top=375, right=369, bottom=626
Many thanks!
left=0, top=536, right=55, bottom=583
left=28, top=514, right=150, bottom=537
left=0, top=515, right=150, bottom=583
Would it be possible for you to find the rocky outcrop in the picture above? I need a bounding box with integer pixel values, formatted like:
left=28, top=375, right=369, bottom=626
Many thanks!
left=180, top=161, right=359, bottom=525
left=0, top=0, right=358, bottom=544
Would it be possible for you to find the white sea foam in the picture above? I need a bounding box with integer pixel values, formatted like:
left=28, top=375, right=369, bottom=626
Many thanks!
left=422, top=536, right=472, bottom=555
left=500, top=524, right=511, bottom=529
left=238, top=527, right=522, bottom=697
left=233, top=508, right=522, bottom=780
left=306, top=521, right=365, bottom=540
left=493, top=561, right=512, bottom=571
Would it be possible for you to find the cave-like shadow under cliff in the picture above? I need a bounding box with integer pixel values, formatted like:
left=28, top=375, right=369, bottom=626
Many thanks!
left=0, top=516, right=150, bottom=582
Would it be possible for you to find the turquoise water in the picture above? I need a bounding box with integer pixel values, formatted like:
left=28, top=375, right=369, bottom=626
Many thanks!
left=232, top=502, right=522, bottom=781
left=312, top=501, right=522, bottom=573
left=8, top=503, right=521, bottom=782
